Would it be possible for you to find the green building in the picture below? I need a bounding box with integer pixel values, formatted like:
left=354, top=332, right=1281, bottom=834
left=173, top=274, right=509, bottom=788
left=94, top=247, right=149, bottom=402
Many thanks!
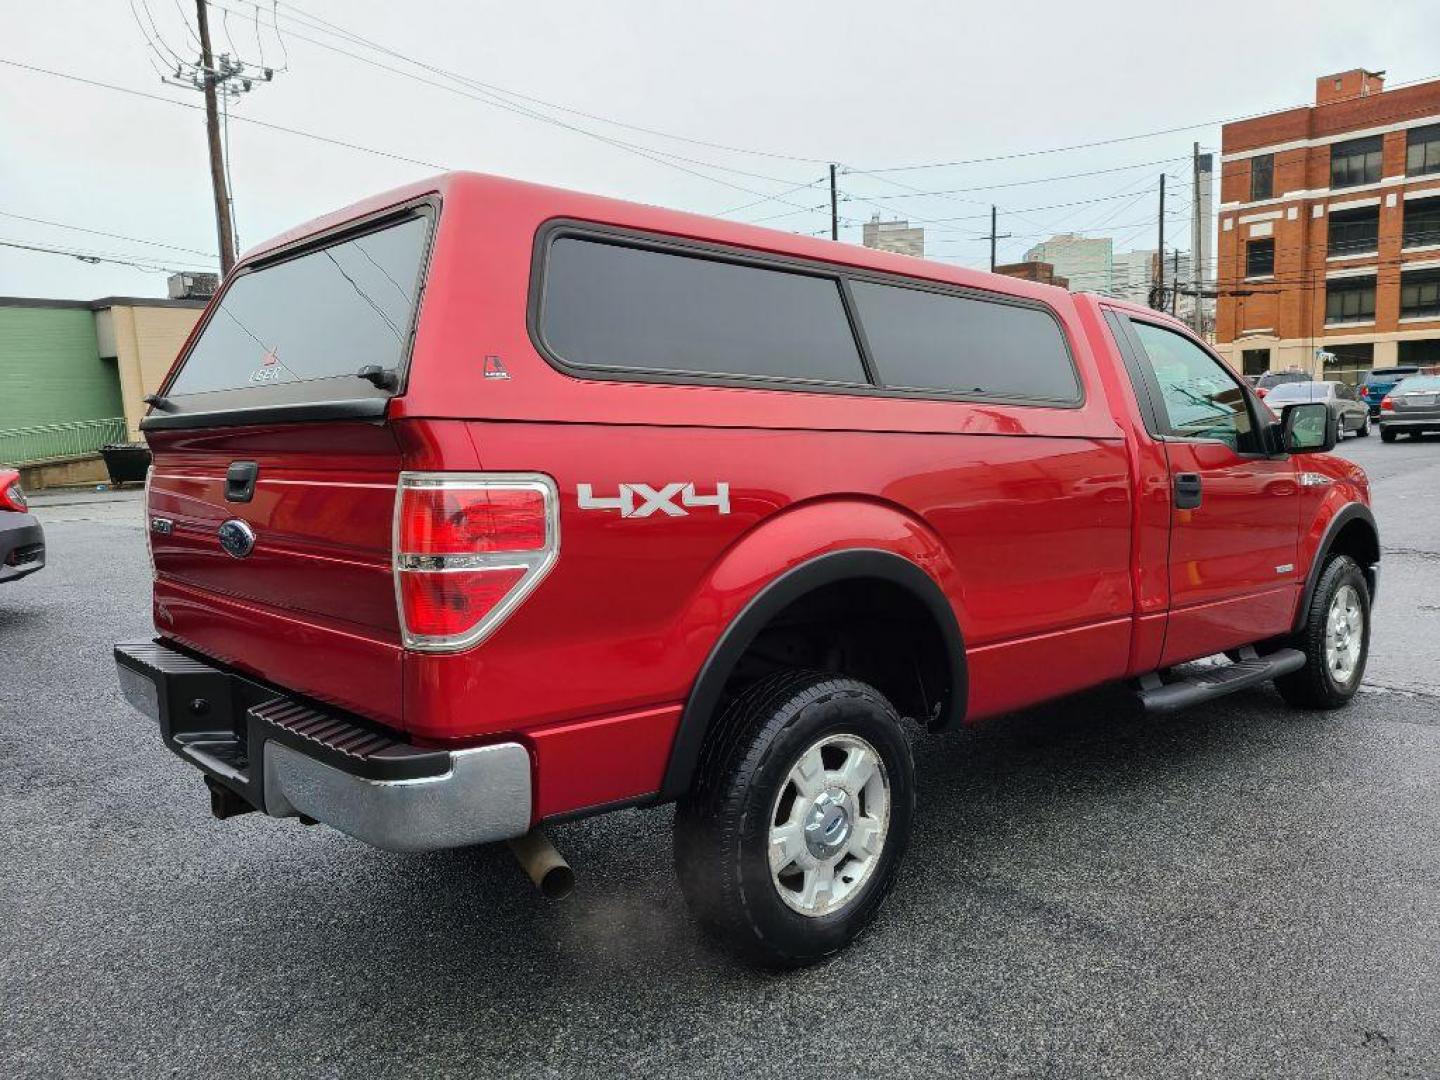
left=0, top=296, right=205, bottom=476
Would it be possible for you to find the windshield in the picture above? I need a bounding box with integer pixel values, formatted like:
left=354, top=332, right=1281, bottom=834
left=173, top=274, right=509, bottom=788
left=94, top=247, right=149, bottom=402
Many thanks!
left=1264, top=382, right=1329, bottom=402
left=1395, top=375, right=1440, bottom=391
left=1257, top=372, right=1304, bottom=388
left=165, top=210, right=432, bottom=402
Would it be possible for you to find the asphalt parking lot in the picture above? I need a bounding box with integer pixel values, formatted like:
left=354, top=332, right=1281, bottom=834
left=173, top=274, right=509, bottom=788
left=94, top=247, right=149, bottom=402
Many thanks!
left=3, top=435, right=1439, bottom=1079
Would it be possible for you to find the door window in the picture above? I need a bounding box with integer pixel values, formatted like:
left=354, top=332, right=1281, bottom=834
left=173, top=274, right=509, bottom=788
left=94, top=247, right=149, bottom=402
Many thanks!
left=1129, top=321, right=1258, bottom=452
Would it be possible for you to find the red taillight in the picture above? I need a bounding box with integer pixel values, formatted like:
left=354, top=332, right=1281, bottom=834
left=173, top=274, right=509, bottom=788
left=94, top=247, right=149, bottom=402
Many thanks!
left=1360, top=386, right=1370, bottom=398
left=1381, top=396, right=1395, bottom=411
left=0, top=470, right=28, bottom=512
left=1256, top=387, right=1269, bottom=399
left=400, top=487, right=547, bottom=553
left=394, top=474, right=558, bottom=651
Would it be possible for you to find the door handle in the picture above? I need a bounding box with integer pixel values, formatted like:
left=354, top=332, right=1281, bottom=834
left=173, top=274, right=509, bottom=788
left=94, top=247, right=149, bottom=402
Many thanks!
left=225, top=461, right=258, bottom=503
left=1173, top=472, right=1202, bottom=510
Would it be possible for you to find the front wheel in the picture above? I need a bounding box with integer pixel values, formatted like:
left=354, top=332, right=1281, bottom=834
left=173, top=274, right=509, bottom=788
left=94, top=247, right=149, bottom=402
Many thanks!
left=1275, top=554, right=1370, bottom=709
left=674, top=671, right=915, bottom=968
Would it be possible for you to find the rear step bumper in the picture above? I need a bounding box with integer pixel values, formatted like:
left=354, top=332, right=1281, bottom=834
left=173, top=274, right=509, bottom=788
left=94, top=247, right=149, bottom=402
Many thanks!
left=1136, top=647, right=1307, bottom=715
left=113, top=640, right=531, bottom=851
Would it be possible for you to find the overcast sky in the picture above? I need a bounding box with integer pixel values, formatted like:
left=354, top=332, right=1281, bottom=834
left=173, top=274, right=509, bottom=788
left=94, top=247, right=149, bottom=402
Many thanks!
left=1, top=0, right=1434, bottom=298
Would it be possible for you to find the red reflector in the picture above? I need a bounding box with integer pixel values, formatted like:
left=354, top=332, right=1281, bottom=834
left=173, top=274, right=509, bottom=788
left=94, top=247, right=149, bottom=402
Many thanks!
left=399, top=567, right=527, bottom=637
left=401, top=487, right=547, bottom=553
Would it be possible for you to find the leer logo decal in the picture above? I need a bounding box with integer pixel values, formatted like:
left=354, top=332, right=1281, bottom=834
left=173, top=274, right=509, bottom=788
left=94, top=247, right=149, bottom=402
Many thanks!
left=577, top=482, right=730, bottom=518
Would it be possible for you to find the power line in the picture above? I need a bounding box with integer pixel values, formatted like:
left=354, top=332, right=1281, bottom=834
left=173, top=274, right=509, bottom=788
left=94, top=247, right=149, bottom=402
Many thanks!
left=843, top=156, right=1190, bottom=201
left=0, top=237, right=213, bottom=273
left=0, top=210, right=216, bottom=259
left=268, top=0, right=829, bottom=166
left=849, top=69, right=1440, bottom=175
left=0, top=57, right=450, bottom=169
left=207, top=0, right=824, bottom=211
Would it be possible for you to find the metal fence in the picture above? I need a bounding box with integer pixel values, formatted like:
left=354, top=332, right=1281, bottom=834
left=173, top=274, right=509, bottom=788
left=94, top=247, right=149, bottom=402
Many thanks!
left=0, top=417, right=129, bottom=466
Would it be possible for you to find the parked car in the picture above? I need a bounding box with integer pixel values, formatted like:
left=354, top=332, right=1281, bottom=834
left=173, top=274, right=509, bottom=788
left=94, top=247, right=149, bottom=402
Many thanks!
left=114, top=173, right=1380, bottom=967
left=0, top=469, right=45, bottom=584
left=1261, top=380, right=1371, bottom=438
left=1379, top=373, right=1440, bottom=441
left=1254, top=368, right=1310, bottom=399
left=1359, top=366, right=1421, bottom=417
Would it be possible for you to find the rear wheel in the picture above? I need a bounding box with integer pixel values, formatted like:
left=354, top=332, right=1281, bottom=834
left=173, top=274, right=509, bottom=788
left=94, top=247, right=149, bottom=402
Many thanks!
left=1357, top=414, right=1371, bottom=437
left=1275, top=554, right=1370, bottom=709
left=1381, top=427, right=1398, bottom=443
left=674, top=671, right=914, bottom=968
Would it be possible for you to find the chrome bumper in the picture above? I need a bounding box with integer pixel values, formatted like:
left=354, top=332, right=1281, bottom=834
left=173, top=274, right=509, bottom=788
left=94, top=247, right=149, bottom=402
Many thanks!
left=114, top=640, right=532, bottom=852
left=261, top=740, right=531, bottom=852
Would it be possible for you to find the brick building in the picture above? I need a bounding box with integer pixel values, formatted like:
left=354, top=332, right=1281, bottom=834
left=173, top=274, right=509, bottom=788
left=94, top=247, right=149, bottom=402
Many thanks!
left=993, top=259, right=1069, bottom=288
left=1215, top=69, right=1440, bottom=380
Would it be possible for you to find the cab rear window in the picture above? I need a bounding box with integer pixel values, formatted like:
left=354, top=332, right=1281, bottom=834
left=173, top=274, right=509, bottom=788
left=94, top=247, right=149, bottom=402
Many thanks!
left=163, top=210, right=432, bottom=405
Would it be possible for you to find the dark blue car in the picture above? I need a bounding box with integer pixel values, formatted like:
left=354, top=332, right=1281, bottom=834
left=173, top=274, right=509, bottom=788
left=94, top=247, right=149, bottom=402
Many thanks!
left=1360, top=366, right=1422, bottom=416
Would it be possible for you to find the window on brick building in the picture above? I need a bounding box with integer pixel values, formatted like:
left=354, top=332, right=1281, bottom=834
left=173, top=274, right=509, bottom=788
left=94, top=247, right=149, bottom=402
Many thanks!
left=1250, top=154, right=1274, bottom=201
left=1327, top=206, right=1380, bottom=256
left=1330, top=136, right=1383, bottom=188
left=1245, top=238, right=1275, bottom=278
left=1407, top=124, right=1440, bottom=177
left=1325, top=277, right=1377, bottom=323
left=1403, top=196, right=1440, bottom=248
left=1241, top=348, right=1270, bottom=375
left=1400, top=269, right=1440, bottom=319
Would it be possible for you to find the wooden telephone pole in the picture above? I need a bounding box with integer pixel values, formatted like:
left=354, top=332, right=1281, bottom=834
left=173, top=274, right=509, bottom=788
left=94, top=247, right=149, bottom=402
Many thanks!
left=158, top=1, right=276, bottom=276
left=194, top=0, right=236, bottom=274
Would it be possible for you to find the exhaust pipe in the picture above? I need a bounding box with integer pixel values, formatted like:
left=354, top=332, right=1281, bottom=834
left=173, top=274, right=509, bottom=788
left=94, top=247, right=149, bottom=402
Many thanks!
left=507, top=829, right=575, bottom=900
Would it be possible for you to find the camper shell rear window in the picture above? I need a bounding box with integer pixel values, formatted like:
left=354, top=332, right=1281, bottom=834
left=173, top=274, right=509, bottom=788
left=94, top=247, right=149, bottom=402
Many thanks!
left=145, top=202, right=435, bottom=429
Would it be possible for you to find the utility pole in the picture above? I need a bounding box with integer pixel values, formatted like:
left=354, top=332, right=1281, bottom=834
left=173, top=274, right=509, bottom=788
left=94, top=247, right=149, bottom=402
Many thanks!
left=157, top=1, right=276, bottom=276
left=829, top=164, right=839, bottom=241
left=1171, top=249, right=1180, bottom=316
left=986, top=205, right=1012, bottom=272
left=194, top=0, right=235, bottom=274
left=1148, top=173, right=1167, bottom=310
left=1156, top=173, right=1165, bottom=292
left=1190, top=142, right=1212, bottom=335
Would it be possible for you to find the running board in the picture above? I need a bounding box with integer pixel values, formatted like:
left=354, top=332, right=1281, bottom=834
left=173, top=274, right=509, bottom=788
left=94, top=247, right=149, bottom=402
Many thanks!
left=1135, top=647, right=1307, bottom=715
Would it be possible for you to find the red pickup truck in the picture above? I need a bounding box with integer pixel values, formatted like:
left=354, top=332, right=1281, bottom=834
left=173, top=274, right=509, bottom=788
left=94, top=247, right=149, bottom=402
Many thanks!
left=115, top=172, right=1378, bottom=967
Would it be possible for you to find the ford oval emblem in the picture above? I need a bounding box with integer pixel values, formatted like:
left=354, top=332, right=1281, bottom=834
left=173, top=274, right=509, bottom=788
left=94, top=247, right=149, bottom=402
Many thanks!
left=218, top=518, right=256, bottom=559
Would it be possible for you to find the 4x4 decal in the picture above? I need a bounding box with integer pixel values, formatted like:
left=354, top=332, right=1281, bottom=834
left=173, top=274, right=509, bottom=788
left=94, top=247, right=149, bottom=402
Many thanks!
left=577, top=482, right=730, bottom=518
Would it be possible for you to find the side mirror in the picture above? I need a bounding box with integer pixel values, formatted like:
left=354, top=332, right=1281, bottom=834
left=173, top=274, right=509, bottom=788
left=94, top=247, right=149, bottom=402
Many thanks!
left=1281, top=401, right=1336, bottom=453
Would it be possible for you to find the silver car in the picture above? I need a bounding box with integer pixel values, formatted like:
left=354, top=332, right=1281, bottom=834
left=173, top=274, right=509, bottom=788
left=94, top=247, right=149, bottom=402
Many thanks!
left=1262, top=380, right=1372, bottom=439
left=1379, top=373, right=1440, bottom=442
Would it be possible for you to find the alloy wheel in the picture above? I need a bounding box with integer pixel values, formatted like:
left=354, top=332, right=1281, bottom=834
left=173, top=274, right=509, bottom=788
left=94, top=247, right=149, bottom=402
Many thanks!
left=768, top=733, right=890, bottom=918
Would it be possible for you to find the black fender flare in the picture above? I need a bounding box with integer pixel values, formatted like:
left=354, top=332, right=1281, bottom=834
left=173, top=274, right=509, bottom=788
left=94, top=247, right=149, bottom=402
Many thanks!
left=658, top=548, right=966, bottom=802
left=1293, top=502, right=1380, bottom=632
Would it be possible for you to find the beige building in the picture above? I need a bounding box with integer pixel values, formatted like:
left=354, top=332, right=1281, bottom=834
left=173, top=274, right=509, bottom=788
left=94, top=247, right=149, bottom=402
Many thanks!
left=1023, top=234, right=1114, bottom=293
left=96, top=300, right=207, bottom=438
left=862, top=214, right=925, bottom=258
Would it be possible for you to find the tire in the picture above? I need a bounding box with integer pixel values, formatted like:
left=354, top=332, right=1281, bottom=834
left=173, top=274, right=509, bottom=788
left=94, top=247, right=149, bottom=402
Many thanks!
left=1357, top=415, right=1370, bottom=437
left=674, top=670, right=915, bottom=968
left=1381, top=427, right=1398, bottom=443
left=1274, top=554, right=1370, bottom=709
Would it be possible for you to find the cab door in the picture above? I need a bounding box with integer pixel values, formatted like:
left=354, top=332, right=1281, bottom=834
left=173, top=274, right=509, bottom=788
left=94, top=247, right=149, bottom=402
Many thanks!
left=1115, top=316, right=1300, bottom=666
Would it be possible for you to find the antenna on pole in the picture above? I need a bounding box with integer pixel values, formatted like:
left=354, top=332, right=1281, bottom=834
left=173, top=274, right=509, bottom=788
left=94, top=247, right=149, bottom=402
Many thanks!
left=158, top=1, right=278, bottom=275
